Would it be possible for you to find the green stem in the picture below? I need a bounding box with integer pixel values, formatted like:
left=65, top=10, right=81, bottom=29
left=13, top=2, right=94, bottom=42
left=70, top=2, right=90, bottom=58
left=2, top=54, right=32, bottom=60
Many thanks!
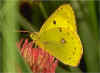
left=86, top=0, right=98, bottom=39
left=39, top=2, right=48, bottom=19
left=1, top=0, right=19, bottom=72
left=18, top=14, right=39, bottom=32
left=16, top=49, right=33, bottom=73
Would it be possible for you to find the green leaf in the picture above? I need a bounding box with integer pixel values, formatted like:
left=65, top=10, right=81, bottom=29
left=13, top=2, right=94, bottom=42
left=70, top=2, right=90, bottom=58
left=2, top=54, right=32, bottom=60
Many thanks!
left=70, top=0, right=99, bottom=72
left=1, top=0, right=19, bottom=72
left=56, top=66, right=69, bottom=73
left=16, top=49, right=33, bottom=73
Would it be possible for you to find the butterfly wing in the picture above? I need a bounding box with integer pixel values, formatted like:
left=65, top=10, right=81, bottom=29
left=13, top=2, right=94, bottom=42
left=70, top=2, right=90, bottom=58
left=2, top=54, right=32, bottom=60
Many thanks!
left=36, top=27, right=83, bottom=67
left=40, top=4, right=77, bottom=33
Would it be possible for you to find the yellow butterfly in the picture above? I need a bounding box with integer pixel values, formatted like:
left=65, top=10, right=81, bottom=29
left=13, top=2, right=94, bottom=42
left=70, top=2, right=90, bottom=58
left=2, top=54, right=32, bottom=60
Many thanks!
left=30, top=4, right=83, bottom=67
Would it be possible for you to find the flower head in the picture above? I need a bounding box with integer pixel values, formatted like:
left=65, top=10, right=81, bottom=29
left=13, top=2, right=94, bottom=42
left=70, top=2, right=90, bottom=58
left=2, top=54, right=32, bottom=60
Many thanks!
left=16, top=38, right=58, bottom=73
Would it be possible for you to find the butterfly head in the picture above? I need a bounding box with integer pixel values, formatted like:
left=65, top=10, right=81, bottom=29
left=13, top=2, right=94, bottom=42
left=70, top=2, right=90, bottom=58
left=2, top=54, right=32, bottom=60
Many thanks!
left=30, top=32, right=39, bottom=41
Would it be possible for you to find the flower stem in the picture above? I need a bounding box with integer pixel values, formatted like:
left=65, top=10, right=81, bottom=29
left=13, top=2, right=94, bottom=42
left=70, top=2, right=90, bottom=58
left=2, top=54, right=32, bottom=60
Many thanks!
left=39, top=2, right=48, bottom=19
left=1, top=0, right=19, bottom=72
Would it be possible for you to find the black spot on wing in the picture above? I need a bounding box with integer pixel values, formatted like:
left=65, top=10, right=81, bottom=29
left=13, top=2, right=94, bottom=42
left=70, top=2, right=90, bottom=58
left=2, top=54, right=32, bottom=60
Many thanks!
left=58, top=27, right=62, bottom=32
left=53, top=20, right=56, bottom=24
left=61, top=38, right=66, bottom=44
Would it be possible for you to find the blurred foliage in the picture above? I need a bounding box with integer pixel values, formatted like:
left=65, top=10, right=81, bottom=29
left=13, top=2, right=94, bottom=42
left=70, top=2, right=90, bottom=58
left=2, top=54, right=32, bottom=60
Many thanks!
left=0, top=0, right=100, bottom=73
left=70, top=0, right=99, bottom=72
left=1, top=0, right=19, bottom=72
left=0, top=0, right=32, bottom=73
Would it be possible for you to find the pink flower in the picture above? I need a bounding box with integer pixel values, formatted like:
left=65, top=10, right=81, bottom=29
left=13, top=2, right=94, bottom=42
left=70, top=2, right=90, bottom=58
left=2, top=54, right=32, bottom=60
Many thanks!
left=16, top=38, right=58, bottom=73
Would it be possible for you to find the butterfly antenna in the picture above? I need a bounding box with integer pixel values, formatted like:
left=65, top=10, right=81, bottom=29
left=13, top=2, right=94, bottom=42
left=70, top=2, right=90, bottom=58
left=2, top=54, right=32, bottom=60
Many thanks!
left=16, top=30, right=30, bottom=33
left=16, top=30, right=38, bottom=35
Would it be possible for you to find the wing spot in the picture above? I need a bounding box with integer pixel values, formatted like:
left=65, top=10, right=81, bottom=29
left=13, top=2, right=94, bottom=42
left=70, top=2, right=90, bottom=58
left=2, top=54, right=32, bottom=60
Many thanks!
left=38, top=37, right=40, bottom=39
left=61, top=38, right=66, bottom=44
left=68, top=57, right=71, bottom=60
left=73, top=52, right=75, bottom=56
left=43, top=41, right=49, bottom=45
left=74, top=48, right=76, bottom=50
left=66, top=20, right=70, bottom=23
left=53, top=20, right=56, bottom=24
left=58, top=27, right=62, bottom=32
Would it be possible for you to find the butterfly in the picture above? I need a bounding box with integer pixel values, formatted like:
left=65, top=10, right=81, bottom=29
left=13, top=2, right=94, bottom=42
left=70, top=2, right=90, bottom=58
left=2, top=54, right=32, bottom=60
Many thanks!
left=30, top=4, right=83, bottom=67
